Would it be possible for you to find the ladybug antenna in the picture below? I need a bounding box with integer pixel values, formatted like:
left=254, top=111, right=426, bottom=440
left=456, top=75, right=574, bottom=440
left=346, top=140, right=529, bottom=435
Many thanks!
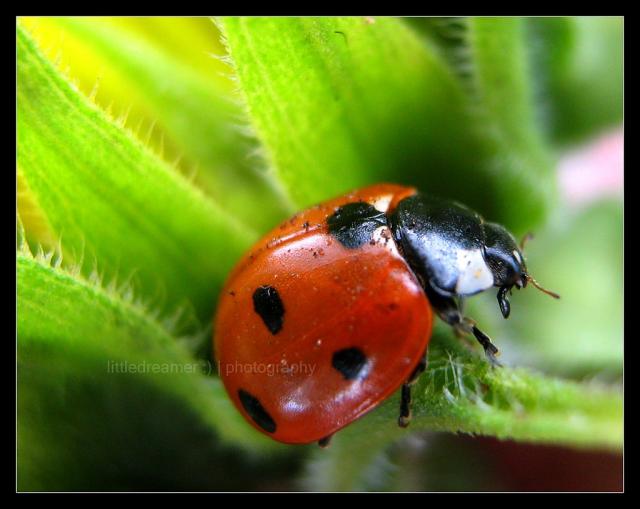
left=519, top=232, right=534, bottom=251
left=526, top=274, right=560, bottom=300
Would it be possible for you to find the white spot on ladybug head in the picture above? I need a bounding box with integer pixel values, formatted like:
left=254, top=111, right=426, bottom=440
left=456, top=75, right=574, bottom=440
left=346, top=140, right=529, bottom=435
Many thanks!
left=371, top=226, right=401, bottom=256
left=513, top=250, right=522, bottom=264
left=455, top=249, right=494, bottom=295
left=371, top=195, right=392, bottom=213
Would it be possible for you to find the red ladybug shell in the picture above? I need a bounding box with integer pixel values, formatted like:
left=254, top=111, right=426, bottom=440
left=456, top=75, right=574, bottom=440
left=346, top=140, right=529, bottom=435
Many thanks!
left=214, top=184, right=433, bottom=444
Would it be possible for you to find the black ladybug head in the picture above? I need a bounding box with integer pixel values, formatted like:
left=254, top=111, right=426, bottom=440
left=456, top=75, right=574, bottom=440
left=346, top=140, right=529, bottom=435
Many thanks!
left=482, top=222, right=559, bottom=318
left=482, top=222, right=529, bottom=318
left=483, top=222, right=527, bottom=288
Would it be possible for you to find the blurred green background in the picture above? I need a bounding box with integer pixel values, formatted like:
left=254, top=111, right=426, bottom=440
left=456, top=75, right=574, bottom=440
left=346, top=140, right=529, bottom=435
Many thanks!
left=17, top=17, right=623, bottom=491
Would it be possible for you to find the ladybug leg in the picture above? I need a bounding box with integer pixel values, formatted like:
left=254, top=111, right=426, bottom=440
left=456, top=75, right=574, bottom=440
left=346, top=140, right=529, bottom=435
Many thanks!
left=318, top=434, right=333, bottom=448
left=424, top=287, right=501, bottom=366
left=398, top=384, right=412, bottom=428
left=408, top=350, right=428, bottom=384
left=398, top=350, right=428, bottom=428
left=451, top=314, right=501, bottom=367
left=462, top=319, right=502, bottom=368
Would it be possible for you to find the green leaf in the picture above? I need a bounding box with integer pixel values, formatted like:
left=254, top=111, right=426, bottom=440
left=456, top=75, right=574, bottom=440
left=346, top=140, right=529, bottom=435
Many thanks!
left=466, top=18, right=556, bottom=228
left=407, top=17, right=623, bottom=150
left=527, top=17, right=623, bottom=145
left=220, top=17, right=555, bottom=233
left=17, top=167, right=57, bottom=251
left=40, top=17, right=293, bottom=231
left=301, top=328, right=622, bottom=491
left=17, top=23, right=255, bottom=321
left=17, top=250, right=289, bottom=490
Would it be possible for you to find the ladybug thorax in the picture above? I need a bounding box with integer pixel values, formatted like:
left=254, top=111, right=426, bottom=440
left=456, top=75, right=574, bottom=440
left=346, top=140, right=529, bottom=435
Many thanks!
left=389, top=193, right=498, bottom=298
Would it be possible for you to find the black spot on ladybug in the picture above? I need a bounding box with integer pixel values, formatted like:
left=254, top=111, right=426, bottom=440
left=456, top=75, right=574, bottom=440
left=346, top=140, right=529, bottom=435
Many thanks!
left=228, top=290, right=236, bottom=297
left=238, top=389, right=277, bottom=433
left=253, top=286, right=285, bottom=335
left=332, top=347, right=368, bottom=380
left=327, top=203, right=387, bottom=249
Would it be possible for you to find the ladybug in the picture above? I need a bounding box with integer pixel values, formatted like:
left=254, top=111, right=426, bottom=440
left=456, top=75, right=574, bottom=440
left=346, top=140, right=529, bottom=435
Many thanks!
left=214, top=184, right=558, bottom=446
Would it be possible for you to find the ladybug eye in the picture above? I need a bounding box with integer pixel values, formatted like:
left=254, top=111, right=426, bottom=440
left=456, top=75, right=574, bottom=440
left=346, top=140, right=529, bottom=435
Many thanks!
left=512, top=249, right=523, bottom=265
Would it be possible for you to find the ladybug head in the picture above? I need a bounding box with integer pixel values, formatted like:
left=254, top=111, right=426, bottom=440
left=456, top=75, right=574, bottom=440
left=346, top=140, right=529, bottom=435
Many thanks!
left=482, top=223, right=559, bottom=319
